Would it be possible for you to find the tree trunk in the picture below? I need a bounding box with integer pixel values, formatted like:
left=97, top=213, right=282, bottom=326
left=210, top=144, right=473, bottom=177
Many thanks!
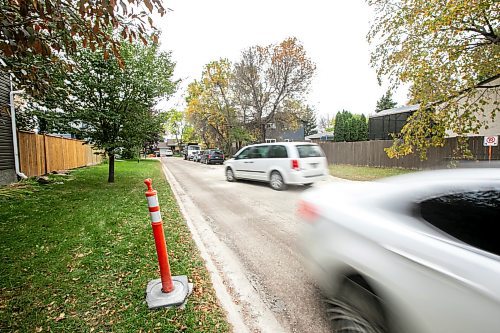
left=108, top=152, right=115, bottom=183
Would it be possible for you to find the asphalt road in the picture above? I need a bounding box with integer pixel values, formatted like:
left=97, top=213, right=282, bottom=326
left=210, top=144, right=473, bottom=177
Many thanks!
left=162, top=157, right=334, bottom=333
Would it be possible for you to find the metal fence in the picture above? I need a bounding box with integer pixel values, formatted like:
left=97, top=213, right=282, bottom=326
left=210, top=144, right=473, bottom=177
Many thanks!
left=17, top=131, right=102, bottom=177
left=318, top=137, right=499, bottom=169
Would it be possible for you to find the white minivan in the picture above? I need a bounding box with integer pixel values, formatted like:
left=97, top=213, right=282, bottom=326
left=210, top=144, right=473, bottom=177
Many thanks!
left=224, top=142, right=329, bottom=190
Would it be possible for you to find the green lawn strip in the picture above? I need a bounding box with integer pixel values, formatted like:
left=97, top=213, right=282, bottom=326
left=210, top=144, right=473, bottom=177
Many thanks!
left=329, top=164, right=415, bottom=181
left=0, top=160, right=229, bottom=333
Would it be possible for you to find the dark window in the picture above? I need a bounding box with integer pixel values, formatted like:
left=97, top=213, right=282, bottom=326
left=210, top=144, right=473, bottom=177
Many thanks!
left=419, top=190, right=500, bottom=256
left=236, top=147, right=251, bottom=159
left=247, top=146, right=269, bottom=159
left=296, top=145, right=323, bottom=158
left=268, top=145, right=288, bottom=158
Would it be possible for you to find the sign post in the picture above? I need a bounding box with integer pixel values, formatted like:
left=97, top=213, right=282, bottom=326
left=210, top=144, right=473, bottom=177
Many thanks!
left=483, top=136, right=498, bottom=162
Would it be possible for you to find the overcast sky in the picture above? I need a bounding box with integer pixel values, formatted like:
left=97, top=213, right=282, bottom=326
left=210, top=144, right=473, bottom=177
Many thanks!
left=157, top=0, right=409, bottom=118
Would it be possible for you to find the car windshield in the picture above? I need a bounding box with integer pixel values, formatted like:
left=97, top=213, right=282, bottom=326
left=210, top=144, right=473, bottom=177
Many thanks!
left=296, top=145, right=323, bottom=158
left=188, top=146, right=200, bottom=151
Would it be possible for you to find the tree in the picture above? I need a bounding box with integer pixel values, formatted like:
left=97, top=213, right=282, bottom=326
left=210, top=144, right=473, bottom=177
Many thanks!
left=165, top=109, right=186, bottom=147
left=30, top=42, right=176, bottom=182
left=302, top=106, right=318, bottom=136
left=318, top=114, right=334, bottom=133
left=368, top=0, right=500, bottom=159
left=185, top=60, right=238, bottom=152
left=375, top=90, right=397, bottom=112
left=1, top=0, right=165, bottom=94
left=233, top=37, right=316, bottom=142
left=333, top=111, right=347, bottom=142
left=334, top=111, right=369, bottom=142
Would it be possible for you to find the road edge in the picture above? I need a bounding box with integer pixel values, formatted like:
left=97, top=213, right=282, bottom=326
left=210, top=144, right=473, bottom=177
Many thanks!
left=160, top=159, right=285, bottom=333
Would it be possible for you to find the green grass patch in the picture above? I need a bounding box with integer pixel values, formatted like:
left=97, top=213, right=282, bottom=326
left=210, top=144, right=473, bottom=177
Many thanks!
left=0, top=160, right=229, bottom=332
left=329, top=164, right=415, bottom=181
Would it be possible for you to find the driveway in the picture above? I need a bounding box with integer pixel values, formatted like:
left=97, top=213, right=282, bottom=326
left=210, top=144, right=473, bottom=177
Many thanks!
left=161, top=157, right=340, bottom=333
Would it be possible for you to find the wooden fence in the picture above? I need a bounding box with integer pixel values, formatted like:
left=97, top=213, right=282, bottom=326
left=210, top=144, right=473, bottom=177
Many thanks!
left=318, top=136, right=499, bottom=169
left=17, top=131, right=102, bottom=177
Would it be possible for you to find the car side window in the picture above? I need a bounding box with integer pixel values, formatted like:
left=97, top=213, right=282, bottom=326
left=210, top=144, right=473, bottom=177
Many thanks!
left=236, top=148, right=251, bottom=159
left=247, top=146, right=269, bottom=159
left=268, top=145, right=288, bottom=158
left=419, top=190, right=500, bottom=256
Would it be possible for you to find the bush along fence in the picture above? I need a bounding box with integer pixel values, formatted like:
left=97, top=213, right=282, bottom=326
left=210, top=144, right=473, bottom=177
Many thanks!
left=17, top=131, right=102, bottom=177
left=319, top=136, right=500, bottom=169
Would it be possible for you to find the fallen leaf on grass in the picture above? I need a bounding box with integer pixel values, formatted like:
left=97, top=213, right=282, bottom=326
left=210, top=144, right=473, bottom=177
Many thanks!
left=36, top=327, right=43, bottom=332
left=55, top=312, right=65, bottom=322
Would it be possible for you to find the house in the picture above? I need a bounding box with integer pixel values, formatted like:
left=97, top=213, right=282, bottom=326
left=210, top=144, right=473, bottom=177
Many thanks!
left=156, top=142, right=172, bottom=156
left=369, top=75, right=500, bottom=140
left=264, top=121, right=305, bottom=143
left=0, top=69, right=16, bottom=186
left=166, top=138, right=182, bottom=153
left=305, top=132, right=335, bottom=142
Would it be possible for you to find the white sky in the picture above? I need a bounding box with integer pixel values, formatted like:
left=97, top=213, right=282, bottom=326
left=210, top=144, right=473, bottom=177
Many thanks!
left=156, top=0, right=409, bottom=118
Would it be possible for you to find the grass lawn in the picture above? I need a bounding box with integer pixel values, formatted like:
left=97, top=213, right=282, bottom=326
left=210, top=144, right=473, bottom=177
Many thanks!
left=0, top=160, right=229, bottom=332
left=329, top=164, right=416, bottom=181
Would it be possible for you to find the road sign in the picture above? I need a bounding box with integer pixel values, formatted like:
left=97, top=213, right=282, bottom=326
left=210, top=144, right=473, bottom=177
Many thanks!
left=483, top=136, right=498, bottom=147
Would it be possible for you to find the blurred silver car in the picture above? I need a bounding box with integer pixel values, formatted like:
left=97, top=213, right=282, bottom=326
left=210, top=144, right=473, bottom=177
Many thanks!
left=298, top=168, right=500, bottom=333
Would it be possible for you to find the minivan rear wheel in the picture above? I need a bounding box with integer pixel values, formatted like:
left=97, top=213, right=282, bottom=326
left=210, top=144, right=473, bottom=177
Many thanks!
left=270, top=171, right=287, bottom=191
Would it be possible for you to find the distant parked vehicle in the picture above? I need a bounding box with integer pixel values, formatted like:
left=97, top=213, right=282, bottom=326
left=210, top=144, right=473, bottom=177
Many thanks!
left=200, top=149, right=225, bottom=165
left=183, top=144, right=201, bottom=160
left=224, top=142, right=328, bottom=190
left=192, top=151, right=202, bottom=162
left=165, top=149, right=173, bottom=157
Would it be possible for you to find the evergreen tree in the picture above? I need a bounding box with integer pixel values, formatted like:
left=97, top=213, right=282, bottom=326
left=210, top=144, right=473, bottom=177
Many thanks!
left=359, top=114, right=369, bottom=141
left=375, top=90, right=397, bottom=113
left=303, top=106, right=318, bottom=136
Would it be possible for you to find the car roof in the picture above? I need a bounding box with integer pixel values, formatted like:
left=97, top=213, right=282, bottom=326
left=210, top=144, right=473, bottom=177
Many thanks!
left=245, top=142, right=318, bottom=147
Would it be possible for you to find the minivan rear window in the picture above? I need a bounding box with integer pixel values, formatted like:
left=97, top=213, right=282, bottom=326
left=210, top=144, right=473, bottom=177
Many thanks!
left=296, top=145, right=323, bottom=158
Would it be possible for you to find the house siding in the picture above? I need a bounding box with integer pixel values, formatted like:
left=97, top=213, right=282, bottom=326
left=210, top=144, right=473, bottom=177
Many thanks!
left=0, top=71, right=16, bottom=185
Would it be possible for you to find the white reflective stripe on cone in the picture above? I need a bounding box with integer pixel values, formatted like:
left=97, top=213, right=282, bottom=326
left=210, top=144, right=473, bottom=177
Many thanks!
left=150, top=210, right=162, bottom=223
left=147, top=195, right=159, bottom=208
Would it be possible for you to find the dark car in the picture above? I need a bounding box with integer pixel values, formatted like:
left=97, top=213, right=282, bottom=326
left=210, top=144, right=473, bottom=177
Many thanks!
left=200, top=149, right=224, bottom=165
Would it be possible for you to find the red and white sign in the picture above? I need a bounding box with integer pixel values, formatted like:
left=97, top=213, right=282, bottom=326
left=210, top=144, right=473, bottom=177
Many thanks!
left=483, top=136, right=498, bottom=146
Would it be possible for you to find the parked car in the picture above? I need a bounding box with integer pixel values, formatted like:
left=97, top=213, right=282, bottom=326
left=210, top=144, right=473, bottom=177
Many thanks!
left=193, top=151, right=203, bottom=162
left=183, top=144, right=201, bottom=160
left=298, top=168, right=500, bottom=333
left=165, top=149, right=173, bottom=157
left=200, top=149, right=225, bottom=165
left=190, top=150, right=200, bottom=162
left=224, top=142, right=328, bottom=190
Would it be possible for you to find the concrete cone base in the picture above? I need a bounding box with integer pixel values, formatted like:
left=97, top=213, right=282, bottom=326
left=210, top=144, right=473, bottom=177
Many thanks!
left=146, top=275, right=191, bottom=309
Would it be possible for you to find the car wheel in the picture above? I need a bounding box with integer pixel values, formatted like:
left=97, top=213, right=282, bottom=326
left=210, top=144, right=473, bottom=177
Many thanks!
left=270, top=171, right=287, bottom=191
left=326, top=277, right=387, bottom=333
left=226, top=168, right=236, bottom=182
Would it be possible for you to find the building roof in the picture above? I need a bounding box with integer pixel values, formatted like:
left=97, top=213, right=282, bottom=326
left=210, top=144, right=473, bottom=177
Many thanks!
left=157, top=142, right=169, bottom=148
left=305, top=132, right=334, bottom=140
left=369, top=104, right=420, bottom=118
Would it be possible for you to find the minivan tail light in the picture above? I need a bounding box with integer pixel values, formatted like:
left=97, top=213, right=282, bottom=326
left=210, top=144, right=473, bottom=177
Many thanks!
left=291, top=159, right=300, bottom=170
left=297, top=200, right=319, bottom=223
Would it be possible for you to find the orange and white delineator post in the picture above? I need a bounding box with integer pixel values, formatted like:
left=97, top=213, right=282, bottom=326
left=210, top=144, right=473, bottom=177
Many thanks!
left=144, top=178, right=174, bottom=293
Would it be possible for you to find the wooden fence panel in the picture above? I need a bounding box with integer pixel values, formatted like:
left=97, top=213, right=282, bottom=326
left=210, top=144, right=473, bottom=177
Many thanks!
left=18, top=131, right=102, bottom=177
left=319, top=137, right=499, bottom=169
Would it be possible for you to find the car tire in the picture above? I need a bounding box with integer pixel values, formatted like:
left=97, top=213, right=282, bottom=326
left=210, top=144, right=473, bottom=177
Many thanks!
left=226, top=168, right=236, bottom=182
left=327, top=277, right=387, bottom=333
left=270, top=171, right=287, bottom=191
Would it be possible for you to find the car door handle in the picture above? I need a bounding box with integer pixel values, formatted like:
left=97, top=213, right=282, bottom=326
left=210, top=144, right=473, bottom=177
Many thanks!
left=244, top=161, right=253, bottom=164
